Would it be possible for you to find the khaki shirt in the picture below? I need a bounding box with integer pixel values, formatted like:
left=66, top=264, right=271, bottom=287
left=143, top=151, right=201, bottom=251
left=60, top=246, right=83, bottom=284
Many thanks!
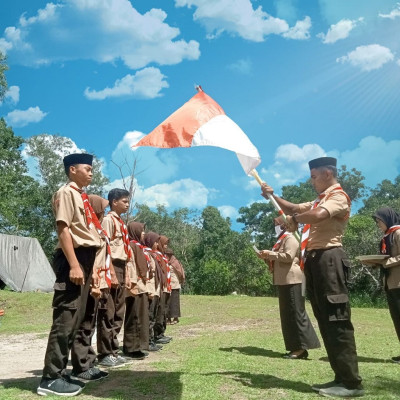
left=53, top=182, right=102, bottom=249
left=170, top=266, right=181, bottom=290
left=383, top=230, right=400, bottom=290
left=93, top=240, right=109, bottom=289
left=102, top=211, right=128, bottom=262
left=298, top=183, right=350, bottom=250
left=268, top=234, right=303, bottom=285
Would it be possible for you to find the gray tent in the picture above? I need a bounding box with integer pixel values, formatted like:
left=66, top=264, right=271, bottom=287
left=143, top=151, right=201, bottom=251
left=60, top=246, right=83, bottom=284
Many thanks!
left=0, top=234, right=55, bottom=292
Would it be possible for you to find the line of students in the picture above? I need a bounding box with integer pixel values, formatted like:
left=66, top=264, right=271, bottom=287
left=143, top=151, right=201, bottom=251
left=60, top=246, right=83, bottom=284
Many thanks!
left=37, top=153, right=184, bottom=397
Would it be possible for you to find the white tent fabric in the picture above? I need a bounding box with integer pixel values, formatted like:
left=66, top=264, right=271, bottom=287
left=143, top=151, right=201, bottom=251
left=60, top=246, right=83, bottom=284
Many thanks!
left=0, top=234, right=55, bottom=292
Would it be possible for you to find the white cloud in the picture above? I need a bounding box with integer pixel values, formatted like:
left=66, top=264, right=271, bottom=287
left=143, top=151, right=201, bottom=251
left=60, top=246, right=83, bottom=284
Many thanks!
left=175, top=0, right=310, bottom=42
left=282, top=16, right=311, bottom=40
left=227, top=58, right=252, bottom=74
left=336, top=44, right=394, bottom=71
left=110, top=130, right=180, bottom=185
left=5, top=106, right=48, bottom=127
left=0, top=85, right=20, bottom=105
left=1, top=0, right=200, bottom=69
left=260, top=143, right=326, bottom=186
left=379, top=4, right=400, bottom=19
left=317, top=17, right=363, bottom=44
left=218, top=205, right=239, bottom=220
left=338, top=136, right=400, bottom=189
left=84, top=67, right=169, bottom=100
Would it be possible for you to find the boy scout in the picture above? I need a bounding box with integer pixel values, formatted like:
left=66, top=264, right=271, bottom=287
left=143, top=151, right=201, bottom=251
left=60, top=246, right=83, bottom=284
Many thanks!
left=37, top=153, right=103, bottom=396
left=97, top=188, right=133, bottom=366
left=261, top=157, right=364, bottom=398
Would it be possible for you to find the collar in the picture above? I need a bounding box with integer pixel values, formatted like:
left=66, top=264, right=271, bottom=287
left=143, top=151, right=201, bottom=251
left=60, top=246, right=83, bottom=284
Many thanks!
left=320, top=183, right=341, bottom=197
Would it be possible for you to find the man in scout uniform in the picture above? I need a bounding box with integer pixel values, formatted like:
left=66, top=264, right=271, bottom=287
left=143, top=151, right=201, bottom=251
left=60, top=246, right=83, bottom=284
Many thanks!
left=261, top=157, right=364, bottom=398
left=97, top=188, right=137, bottom=366
left=38, top=153, right=106, bottom=397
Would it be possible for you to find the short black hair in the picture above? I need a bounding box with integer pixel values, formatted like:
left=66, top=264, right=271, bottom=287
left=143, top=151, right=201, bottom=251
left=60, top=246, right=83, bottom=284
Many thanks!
left=108, top=188, right=130, bottom=207
left=64, top=164, right=76, bottom=177
left=316, top=165, right=338, bottom=178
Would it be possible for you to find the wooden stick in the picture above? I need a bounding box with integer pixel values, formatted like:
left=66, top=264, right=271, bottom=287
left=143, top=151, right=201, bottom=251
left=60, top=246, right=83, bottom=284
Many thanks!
left=250, top=169, right=301, bottom=242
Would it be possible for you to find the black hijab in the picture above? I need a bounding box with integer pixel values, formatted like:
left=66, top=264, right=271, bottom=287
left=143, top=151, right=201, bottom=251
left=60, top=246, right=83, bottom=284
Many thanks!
left=373, top=207, right=400, bottom=255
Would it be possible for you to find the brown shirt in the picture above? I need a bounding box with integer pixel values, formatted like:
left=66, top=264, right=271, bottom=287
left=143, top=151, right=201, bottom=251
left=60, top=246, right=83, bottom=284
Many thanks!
left=53, top=182, right=102, bottom=249
left=102, top=211, right=128, bottom=262
left=268, top=234, right=303, bottom=285
left=383, top=230, right=400, bottom=290
left=298, top=183, right=350, bottom=250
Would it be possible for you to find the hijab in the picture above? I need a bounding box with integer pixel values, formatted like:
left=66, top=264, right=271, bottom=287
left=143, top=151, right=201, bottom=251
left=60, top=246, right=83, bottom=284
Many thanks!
left=373, top=207, right=400, bottom=255
left=159, top=235, right=169, bottom=254
left=127, top=221, right=151, bottom=280
left=166, top=248, right=185, bottom=283
left=144, top=232, right=164, bottom=288
left=88, top=195, right=109, bottom=216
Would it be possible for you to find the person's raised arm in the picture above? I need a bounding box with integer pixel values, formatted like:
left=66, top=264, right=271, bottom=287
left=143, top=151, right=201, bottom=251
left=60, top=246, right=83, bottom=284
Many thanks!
left=261, top=183, right=300, bottom=215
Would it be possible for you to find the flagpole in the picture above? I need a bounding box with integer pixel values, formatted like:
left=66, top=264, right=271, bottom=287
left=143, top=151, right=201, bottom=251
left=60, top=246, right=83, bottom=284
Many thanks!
left=249, top=169, right=301, bottom=242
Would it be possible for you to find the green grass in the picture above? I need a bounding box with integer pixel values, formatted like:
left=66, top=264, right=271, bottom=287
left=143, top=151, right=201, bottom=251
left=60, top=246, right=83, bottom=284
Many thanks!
left=0, top=293, right=399, bottom=399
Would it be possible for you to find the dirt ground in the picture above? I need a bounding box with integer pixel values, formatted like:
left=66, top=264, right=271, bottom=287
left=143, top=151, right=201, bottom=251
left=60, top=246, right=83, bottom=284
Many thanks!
left=0, top=331, right=157, bottom=384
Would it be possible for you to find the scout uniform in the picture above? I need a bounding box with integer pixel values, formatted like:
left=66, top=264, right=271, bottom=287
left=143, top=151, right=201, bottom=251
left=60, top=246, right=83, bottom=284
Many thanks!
left=123, top=222, right=151, bottom=357
left=298, top=158, right=361, bottom=390
left=39, top=153, right=102, bottom=396
left=266, top=229, right=320, bottom=356
left=372, top=208, right=400, bottom=358
left=97, top=210, right=131, bottom=362
left=166, top=250, right=185, bottom=324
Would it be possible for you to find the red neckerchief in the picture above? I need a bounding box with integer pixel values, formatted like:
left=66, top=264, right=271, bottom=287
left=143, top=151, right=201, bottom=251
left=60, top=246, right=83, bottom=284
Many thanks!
left=112, top=214, right=133, bottom=259
left=130, top=240, right=151, bottom=279
left=381, top=225, right=400, bottom=254
left=269, top=232, right=290, bottom=271
left=70, top=185, right=111, bottom=287
left=300, top=186, right=351, bottom=270
left=154, top=250, right=172, bottom=292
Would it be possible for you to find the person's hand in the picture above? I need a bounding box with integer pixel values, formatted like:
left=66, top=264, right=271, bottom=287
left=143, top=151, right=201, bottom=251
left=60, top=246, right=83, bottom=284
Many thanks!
left=129, top=284, right=138, bottom=296
left=70, top=264, right=85, bottom=285
left=261, top=183, right=274, bottom=199
left=90, top=287, right=101, bottom=298
left=257, top=250, right=271, bottom=260
left=284, top=215, right=298, bottom=232
left=125, top=275, right=132, bottom=290
left=110, top=272, right=119, bottom=288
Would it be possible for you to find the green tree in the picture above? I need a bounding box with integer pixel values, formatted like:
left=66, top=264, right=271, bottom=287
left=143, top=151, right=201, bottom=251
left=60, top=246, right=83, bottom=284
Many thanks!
left=0, top=51, right=7, bottom=101
left=25, top=134, right=108, bottom=195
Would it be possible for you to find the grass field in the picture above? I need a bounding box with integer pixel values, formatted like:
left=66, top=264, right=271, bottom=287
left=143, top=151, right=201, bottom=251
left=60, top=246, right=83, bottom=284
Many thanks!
left=0, top=292, right=399, bottom=399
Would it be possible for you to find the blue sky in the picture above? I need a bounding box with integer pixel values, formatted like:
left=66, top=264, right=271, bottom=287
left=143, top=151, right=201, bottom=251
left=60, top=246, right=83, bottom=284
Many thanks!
left=1, top=0, right=400, bottom=224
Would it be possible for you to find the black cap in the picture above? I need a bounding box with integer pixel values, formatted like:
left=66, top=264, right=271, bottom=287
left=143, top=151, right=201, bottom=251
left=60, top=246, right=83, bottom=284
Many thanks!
left=63, top=153, right=93, bottom=168
left=308, top=157, right=337, bottom=170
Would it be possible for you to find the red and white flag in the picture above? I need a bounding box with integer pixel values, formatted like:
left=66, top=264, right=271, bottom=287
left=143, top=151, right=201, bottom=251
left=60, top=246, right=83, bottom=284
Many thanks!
left=133, top=88, right=261, bottom=175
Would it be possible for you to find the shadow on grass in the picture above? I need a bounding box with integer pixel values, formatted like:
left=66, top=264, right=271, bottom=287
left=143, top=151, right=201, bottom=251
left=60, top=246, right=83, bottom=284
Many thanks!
left=1, top=370, right=182, bottom=400
left=204, top=370, right=311, bottom=394
left=219, top=346, right=283, bottom=358
left=319, top=355, right=389, bottom=364
left=369, top=375, right=399, bottom=396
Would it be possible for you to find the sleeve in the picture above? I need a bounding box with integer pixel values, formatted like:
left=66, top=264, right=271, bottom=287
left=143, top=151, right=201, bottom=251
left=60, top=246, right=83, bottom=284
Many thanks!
left=127, top=259, right=138, bottom=284
left=319, top=192, right=349, bottom=218
left=297, top=201, right=313, bottom=214
left=267, top=235, right=299, bottom=264
left=383, top=231, right=400, bottom=269
left=53, top=189, right=74, bottom=226
left=101, top=216, right=114, bottom=238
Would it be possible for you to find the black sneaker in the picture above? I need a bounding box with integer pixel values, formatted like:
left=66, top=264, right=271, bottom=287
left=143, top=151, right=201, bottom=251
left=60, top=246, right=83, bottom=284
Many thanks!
left=71, top=367, right=108, bottom=381
left=124, top=351, right=146, bottom=360
left=156, top=337, right=171, bottom=344
left=149, top=343, right=161, bottom=352
left=391, top=355, right=400, bottom=363
left=37, top=377, right=83, bottom=396
left=64, top=375, right=86, bottom=388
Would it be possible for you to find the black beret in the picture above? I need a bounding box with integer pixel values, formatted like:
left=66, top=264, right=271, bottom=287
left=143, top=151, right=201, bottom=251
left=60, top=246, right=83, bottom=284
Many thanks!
left=63, top=153, right=93, bottom=168
left=308, top=157, right=337, bottom=170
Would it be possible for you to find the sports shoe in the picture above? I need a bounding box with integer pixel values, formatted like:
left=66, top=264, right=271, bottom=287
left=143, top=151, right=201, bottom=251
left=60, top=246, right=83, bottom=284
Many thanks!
left=312, top=380, right=340, bottom=392
left=37, top=377, right=83, bottom=396
left=123, top=351, right=146, bottom=360
left=71, top=367, right=108, bottom=381
left=149, top=343, right=161, bottom=352
left=391, top=355, right=400, bottom=363
left=64, top=375, right=86, bottom=388
left=114, top=355, right=129, bottom=365
left=156, top=337, right=171, bottom=344
left=319, top=383, right=364, bottom=398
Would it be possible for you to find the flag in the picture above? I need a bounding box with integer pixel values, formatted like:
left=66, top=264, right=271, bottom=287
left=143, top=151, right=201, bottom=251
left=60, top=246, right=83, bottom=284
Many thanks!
left=133, top=88, right=261, bottom=175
